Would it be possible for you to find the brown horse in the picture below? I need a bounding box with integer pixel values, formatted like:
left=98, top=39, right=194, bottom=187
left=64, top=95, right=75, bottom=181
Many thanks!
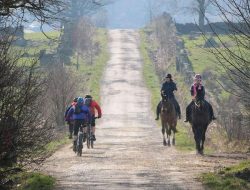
left=190, top=99, right=211, bottom=155
left=160, top=96, right=178, bottom=146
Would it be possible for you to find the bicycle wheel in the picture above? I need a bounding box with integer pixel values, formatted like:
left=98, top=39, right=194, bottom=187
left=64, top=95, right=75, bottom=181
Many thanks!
left=87, top=136, right=90, bottom=149
left=91, top=138, right=94, bottom=149
left=77, top=132, right=83, bottom=156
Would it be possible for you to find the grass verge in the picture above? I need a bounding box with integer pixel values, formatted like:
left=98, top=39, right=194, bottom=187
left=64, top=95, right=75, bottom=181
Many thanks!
left=200, top=160, right=250, bottom=190
left=12, top=172, right=55, bottom=190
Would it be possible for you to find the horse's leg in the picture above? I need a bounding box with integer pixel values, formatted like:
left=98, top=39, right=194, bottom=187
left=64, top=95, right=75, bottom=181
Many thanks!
left=197, top=126, right=203, bottom=155
left=162, top=123, right=167, bottom=146
left=201, top=124, right=208, bottom=155
left=172, top=127, right=175, bottom=146
left=167, top=124, right=171, bottom=146
left=192, top=125, right=200, bottom=154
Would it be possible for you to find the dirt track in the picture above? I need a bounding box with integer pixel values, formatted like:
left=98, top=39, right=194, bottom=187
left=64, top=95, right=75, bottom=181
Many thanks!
left=42, top=30, right=248, bottom=190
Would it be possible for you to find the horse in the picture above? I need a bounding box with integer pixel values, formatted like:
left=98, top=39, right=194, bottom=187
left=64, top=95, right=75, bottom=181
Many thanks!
left=190, top=99, right=211, bottom=155
left=160, top=95, right=178, bottom=146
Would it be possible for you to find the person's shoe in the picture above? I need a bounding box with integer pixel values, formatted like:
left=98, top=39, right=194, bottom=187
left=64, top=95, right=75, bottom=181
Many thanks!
left=178, top=115, right=181, bottom=120
left=184, top=119, right=189, bottom=122
left=212, top=116, right=216, bottom=120
left=92, top=135, right=96, bottom=141
left=155, top=116, right=159, bottom=120
left=83, top=133, right=87, bottom=142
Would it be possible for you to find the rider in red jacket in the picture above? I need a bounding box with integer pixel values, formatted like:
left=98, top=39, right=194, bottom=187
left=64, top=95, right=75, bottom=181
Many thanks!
left=85, top=95, right=102, bottom=141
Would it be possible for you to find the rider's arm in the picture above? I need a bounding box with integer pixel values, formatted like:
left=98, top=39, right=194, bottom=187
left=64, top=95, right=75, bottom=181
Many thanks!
left=94, top=102, right=102, bottom=118
left=173, top=82, right=177, bottom=92
left=190, top=85, right=196, bottom=100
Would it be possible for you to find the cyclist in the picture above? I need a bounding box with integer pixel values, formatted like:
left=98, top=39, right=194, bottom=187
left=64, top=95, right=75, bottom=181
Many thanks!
left=65, top=97, right=78, bottom=139
left=84, top=95, right=102, bottom=141
left=66, top=97, right=91, bottom=152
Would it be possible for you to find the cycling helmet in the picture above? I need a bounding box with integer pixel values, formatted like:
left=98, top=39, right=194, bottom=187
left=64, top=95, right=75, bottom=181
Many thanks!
left=85, top=95, right=92, bottom=99
left=77, top=97, right=84, bottom=104
left=73, top=97, right=78, bottom=102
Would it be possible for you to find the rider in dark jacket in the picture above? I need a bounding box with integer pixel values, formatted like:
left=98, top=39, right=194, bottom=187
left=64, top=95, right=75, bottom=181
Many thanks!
left=155, top=74, right=181, bottom=120
left=184, top=74, right=216, bottom=122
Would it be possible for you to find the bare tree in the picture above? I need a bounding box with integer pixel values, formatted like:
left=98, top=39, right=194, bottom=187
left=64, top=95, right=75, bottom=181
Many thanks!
left=0, top=0, right=63, bottom=29
left=0, top=36, right=53, bottom=178
left=202, top=0, right=250, bottom=140
left=151, top=12, right=177, bottom=77
left=45, top=64, right=80, bottom=126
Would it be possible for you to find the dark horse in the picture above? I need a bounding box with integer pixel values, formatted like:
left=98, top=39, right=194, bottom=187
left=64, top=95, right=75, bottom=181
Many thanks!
left=160, top=96, right=177, bottom=146
left=190, top=99, right=211, bottom=155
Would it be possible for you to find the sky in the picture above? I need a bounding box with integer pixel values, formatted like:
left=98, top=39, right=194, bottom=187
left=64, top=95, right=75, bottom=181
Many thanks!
left=105, top=0, right=222, bottom=29
left=25, top=0, right=223, bottom=31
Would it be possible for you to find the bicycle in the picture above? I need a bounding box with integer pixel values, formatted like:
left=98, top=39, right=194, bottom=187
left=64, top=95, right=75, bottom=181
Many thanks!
left=76, top=127, right=84, bottom=156
left=86, top=117, right=98, bottom=149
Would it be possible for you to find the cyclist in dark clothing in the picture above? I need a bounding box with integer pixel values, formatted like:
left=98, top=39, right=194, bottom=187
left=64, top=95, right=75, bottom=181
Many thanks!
left=155, top=74, right=181, bottom=120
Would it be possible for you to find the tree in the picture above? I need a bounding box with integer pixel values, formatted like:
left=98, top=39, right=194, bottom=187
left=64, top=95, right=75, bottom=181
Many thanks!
left=203, top=0, right=250, bottom=139
left=0, top=0, right=63, bottom=26
left=0, top=36, right=53, bottom=174
left=192, top=0, right=211, bottom=29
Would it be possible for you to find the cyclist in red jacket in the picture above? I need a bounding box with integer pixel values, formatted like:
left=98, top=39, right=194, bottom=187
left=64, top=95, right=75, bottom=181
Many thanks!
left=85, top=95, right=102, bottom=141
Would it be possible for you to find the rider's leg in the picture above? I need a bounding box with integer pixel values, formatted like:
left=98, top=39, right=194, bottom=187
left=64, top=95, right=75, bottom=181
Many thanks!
left=184, top=102, right=192, bottom=122
left=73, top=120, right=80, bottom=151
left=155, top=101, right=162, bottom=120
left=173, top=98, right=181, bottom=119
left=82, top=123, right=87, bottom=142
left=69, top=121, right=74, bottom=139
left=91, top=116, right=96, bottom=141
left=206, top=101, right=216, bottom=120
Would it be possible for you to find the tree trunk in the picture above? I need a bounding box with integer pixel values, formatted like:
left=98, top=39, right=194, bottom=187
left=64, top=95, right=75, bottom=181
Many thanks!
left=198, top=0, right=205, bottom=30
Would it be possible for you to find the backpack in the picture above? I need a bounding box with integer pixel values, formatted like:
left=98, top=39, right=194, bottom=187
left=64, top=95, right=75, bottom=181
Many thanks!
left=74, top=104, right=82, bottom=114
left=65, top=105, right=72, bottom=118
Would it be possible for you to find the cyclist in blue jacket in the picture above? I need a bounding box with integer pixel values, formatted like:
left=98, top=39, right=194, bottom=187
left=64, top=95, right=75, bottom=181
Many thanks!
left=66, top=97, right=92, bottom=152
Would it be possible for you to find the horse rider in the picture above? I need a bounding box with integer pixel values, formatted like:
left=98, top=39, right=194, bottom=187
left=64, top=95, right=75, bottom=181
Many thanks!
left=155, top=73, right=181, bottom=120
left=184, top=74, right=216, bottom=122
left=66, top=97, right=92, bottom=152
left=84, top=95, right=102, bottom=141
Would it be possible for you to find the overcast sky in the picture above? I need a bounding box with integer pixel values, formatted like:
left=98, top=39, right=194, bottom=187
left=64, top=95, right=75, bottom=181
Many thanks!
left=105, top=0, right=222, bottom=28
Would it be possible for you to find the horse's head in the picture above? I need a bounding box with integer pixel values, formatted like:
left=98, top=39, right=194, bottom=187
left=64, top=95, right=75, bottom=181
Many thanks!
left=161, top=95, right=173, bottom=112
left=194, top=99, right=205, bottom=110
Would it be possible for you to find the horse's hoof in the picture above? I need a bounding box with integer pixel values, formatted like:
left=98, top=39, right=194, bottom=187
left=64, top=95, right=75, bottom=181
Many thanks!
left=163, top=141, right=167, bottom=146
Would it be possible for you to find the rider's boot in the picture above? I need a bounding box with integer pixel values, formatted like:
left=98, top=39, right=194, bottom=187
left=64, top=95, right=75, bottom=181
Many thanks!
left=83, top=133, right=87, bottom=142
